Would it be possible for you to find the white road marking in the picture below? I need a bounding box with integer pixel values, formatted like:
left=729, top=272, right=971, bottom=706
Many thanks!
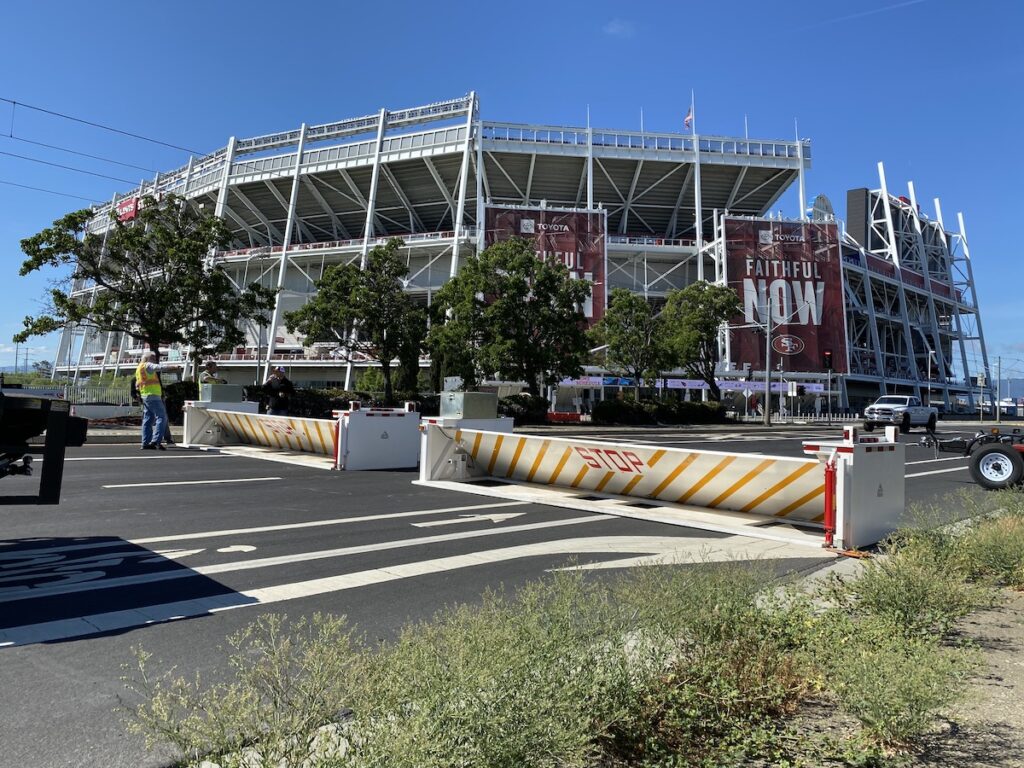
left=0, top=534, right=830, bottom=646
left=0, top=501, right=531, bottom=561
left=65, top=454, right=228, bottom=462
left=0, top=515, right=608, bottom=604
left=412, top=512, right=525, bottom=528
left=217, top=545, right=256, bottom=554
left=906, top=466, right=969, bottom=478
left=102, top=477, right=282, bottom=489
left=905, top=456, right=968, bottom=465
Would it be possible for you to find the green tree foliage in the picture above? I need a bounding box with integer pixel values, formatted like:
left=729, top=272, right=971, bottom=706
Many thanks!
left=589, top=288, right=669, bottom=398
left=16, top=194, right=277, bottom=366
left=428, top=238, right=591, bottom=396
left=662, top=282, right=741, bottom=402
left=31, top=359, right=52, bottom=377
left=284, top=238, right=426, bottom=405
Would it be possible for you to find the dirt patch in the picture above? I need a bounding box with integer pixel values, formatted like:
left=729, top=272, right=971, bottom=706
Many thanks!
left=908, top=589, right=1024, bottom=767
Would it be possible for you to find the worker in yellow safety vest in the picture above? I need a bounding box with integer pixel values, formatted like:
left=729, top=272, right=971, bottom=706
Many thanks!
left=136, top=350, right=169, bottom=451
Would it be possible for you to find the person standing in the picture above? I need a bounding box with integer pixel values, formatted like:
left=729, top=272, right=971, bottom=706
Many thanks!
left=136, top=350, right=169, bottom=450
left=200, top=360, right=228, bottom=386
left=263, top=366, right=295, bottom=416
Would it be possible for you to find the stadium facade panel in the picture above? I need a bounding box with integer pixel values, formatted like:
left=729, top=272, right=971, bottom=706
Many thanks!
left=54, top=93, right=990, bottom=411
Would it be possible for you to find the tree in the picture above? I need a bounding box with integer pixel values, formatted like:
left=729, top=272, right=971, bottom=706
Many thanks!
left=31, top=360, right=53, bottom=377
left=428, top=238, right=591, bottom=396
left=662, top=282, right=741, bottom=402
left=16, top=194, right=277, bottom=368
left=284, top=238, right=426, bottom=405
left=589, top=288, right=669, bottom=399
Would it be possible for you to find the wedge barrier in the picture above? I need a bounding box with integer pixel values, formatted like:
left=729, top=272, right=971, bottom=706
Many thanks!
left=183, top=401, right=422, bottom=470
left=420, top=424, right=907, bottom=548
left=187, top=407, right=337, bottom=456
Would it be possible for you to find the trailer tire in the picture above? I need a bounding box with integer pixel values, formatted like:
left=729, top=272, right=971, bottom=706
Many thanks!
left=969, top=445, right=1024, bottom=490
left=900, top=414, right=911, bottom=434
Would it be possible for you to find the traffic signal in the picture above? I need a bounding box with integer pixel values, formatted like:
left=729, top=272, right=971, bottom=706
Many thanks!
left=823, top=349, right=833, bottom=371
left=797, top=385, right=806, bottom=397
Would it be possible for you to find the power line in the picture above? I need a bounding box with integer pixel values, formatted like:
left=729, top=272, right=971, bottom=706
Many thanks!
left=1, top=96, right=203, bottom=154
left=0, top=148, right=137, bottom=184
left=0, top=179, right=101, bottom=203
left=2, top=134, right=156, bottom=173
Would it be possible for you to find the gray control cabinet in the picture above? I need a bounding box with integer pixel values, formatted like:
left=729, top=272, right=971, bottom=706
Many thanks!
left=440, top=391, right=498, bottom=420
left=199, top=383, right=245, bottom=403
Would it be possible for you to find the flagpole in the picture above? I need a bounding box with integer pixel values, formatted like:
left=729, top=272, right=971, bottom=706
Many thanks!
left=690, top=90, right=704, bottom=282
left=795, top=117, right=806, bottom=222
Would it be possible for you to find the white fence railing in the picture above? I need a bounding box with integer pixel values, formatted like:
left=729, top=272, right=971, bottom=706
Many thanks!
left=61, top=385, right=134, bottom=406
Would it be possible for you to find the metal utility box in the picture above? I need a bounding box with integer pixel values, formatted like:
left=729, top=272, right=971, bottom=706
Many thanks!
left=440, top=391, right=498, bottom=420
left=199, top=383, right=245, bottom=403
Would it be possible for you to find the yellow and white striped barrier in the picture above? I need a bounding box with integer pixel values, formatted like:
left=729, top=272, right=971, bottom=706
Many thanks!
left=206, top=409, right=337, bottom=456
left=419, top=423, right=908, bottom=548
left=450, top=429, right=825, bottom=522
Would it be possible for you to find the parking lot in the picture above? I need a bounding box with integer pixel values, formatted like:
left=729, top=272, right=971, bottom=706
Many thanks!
left=0, top=422, right=981, bottom=767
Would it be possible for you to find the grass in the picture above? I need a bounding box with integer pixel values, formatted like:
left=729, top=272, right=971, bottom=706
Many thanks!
left=122, top=489, right=1024, bottom=767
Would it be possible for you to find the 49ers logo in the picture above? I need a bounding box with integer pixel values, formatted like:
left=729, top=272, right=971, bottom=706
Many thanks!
left=575, top=447, right=645, bottom=473
left=772, top=335, right=805, bottom=356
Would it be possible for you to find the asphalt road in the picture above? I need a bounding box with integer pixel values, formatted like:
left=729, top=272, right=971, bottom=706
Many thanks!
left=0, top=422, right=981, bottom=767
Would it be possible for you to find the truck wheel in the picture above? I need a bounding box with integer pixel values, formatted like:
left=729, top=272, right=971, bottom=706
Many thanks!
left=900, top=414, right=911, bottom=434
left=969, top=445, right=1024, bottom=490
left=863, top=423, right=875, bottom=432
left=926, top=415, right=937, bottom=433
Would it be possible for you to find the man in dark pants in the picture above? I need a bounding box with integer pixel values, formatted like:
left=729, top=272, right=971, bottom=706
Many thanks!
left=263, top=366, right=295, bottom=416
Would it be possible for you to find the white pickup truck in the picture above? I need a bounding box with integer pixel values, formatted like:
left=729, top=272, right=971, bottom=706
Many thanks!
left=863, top=395, right=938, bottom=433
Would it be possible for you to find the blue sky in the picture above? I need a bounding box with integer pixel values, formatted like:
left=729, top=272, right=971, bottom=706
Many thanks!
left=1, top=0, right=1021, bottom=376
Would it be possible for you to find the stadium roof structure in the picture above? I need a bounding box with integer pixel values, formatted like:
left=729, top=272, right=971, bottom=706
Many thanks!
left=85, top=91, right=809, bottom=250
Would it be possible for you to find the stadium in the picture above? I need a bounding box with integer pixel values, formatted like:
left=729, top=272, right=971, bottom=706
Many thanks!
left=54, top=91, right=991, bottom=413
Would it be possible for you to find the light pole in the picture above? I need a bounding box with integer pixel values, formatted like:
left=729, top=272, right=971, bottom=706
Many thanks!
left=763, top=294, right=772, bottom=426
left=925, top=349, right=934, bottom=407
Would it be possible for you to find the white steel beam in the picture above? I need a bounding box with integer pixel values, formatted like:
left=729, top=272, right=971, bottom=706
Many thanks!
left=380, top=165, right=425, bottom=232
left=523, top=153, right=536, bottom=205
left=693, top=136, right=704, bottom=281
left=475, top=119, right=485, bottom=252
left=619, top=160, right=644, bottom=234
left=725, top=166, right=748, bottom=209
left=263, top=180, right=316, bottom=245
left=263, top=123, right=308, bottom=380
left=449, top=91, right=476, bottom=278
left=303, top=177, right=350, bottom=239
left=665, top=164, right=694, bottom=238
left=345, top=107, right=387, bottom=391
left=877, top=163, right=921, bottom=388
left=424, top=156, right=456, bottom=221
left=338, top=169, right=387, bottom=235
left=957, top=210, right=991, bottom=396
left=233, top=188, right=285, bottom=243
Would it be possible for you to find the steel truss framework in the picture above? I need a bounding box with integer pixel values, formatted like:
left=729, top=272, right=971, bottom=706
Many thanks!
left=53, top=94, right=982, bottom=404
left=829, top=163, right=990, bottom=409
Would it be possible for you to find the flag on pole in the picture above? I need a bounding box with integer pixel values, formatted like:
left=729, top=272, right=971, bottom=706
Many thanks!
left=683, top=106, right=693, bottom=130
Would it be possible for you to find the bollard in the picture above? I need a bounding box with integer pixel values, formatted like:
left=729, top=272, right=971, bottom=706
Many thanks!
left=823, top=449, right=838, bottom=548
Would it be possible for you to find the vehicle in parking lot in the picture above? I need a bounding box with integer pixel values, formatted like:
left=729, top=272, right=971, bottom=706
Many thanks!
left=863, top=395, right=938, bottom=433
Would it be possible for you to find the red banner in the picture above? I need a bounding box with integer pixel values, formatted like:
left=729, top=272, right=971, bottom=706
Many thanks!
left=116, top=197, right=139, bottom=222
left=485, top=206, right=607, bottom=323
left=725, top=218, right=847, bottom=373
